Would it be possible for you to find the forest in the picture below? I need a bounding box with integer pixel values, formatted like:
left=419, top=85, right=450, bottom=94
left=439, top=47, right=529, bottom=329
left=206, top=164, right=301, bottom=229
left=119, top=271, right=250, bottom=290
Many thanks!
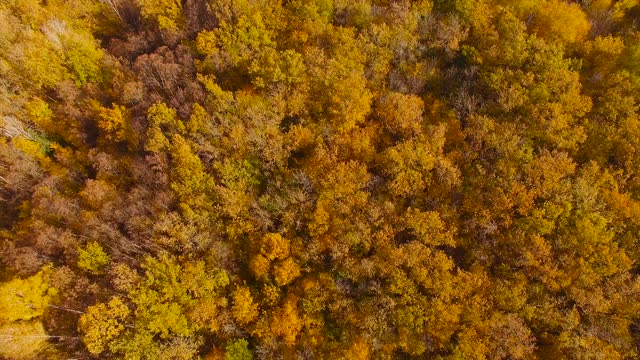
left=2, top=0, right=640, bottom=358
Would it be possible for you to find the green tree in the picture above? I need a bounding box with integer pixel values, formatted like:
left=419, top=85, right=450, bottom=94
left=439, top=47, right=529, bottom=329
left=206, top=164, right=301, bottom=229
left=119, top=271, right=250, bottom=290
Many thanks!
left=79, top=254, right=229, bottom=358
left=77, top=242, right=111, bottom=274
left=64, top=32, right=104, bottom=85
left=145, top=102, right=185, bottom=153
left=225, top=339, right=253, bottom=360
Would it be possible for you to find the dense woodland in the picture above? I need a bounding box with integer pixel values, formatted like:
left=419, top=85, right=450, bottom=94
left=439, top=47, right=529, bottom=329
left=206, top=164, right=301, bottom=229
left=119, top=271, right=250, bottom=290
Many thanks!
left=4, top=0, right=640, bottom=358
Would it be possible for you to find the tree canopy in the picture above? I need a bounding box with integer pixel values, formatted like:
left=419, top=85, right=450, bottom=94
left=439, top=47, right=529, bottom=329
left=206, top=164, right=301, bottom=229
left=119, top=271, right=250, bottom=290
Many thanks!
left=2, top=0, right=640, bottom=358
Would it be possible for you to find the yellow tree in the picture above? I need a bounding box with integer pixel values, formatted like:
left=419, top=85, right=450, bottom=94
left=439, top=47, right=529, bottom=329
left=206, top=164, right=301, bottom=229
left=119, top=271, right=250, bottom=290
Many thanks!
left=232, top=287, right=259, bottom=325
left=0, top=268, right=57, bottom=359
left=271, top=296, right=303, bottom=346
left=136, top=0, right=183, bottom=31
left=78, top=297, right=131, bottom=355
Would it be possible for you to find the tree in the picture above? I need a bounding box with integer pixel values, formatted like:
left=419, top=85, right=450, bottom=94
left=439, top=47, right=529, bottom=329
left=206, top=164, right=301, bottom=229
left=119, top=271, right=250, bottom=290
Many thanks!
left=249, top=48, right=306, bottom=88
left=0, top=267, right=56, bottom=323
left=169, top=134, right=215, bottom=208
left=137, top=0, right=183, bottom=31
left=531, top=1, right=591, bottom=45
left=232, top=287, right=259, bottom=325
left=64, top=32, right=104, bottom=85
left=0, top=321, right=51, bottom=360
left=375, top=91, right=424, bottom=139
left=273, top=257, right=301, bottom=286
left=343, top=336, right=370, bottom=360
left=77, top=242, right=111, bottom=274
left=145, top=102, right=185, bottom=153
left=95, top=103, right=130, bottom=143
left=78, top=297, right=130, bottom=355
left=79, top=254, right=229, bottom=357
left=270, top=296, right=303, bottom=346
left=5, top=0, right=640, bottom=357
left=0, top=268, right=58, bottom=359
left=225, top=339, right=253, bottom=360
left=260, top=233, right=290, bottom=261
